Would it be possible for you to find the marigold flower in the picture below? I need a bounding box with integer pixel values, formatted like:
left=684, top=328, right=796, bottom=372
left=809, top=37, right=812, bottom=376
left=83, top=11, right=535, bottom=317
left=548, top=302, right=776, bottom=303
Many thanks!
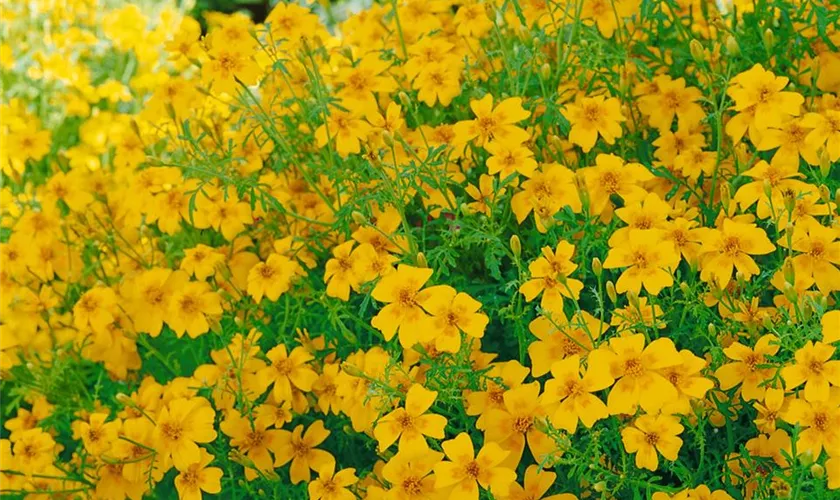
left=433, top=432, right=517, bottom=500
left=621, top=414, right=684, bottom=471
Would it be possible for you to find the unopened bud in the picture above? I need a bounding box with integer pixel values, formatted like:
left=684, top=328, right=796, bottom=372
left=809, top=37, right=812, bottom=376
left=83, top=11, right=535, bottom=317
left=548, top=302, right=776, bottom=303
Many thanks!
left=540, top=63, right=551, bottom=81
left=549, top=135, right=563, bottom=151
left=720, top=182, right=731, bottom=207
left=627, top=289, right=640, bottom=309
left=510, top=235, right=521, bottom=258
left=592, top=257, right=602, bottom=277
left=811, top=464, right=825, bottom=479
left=763, top=179, right=773, bottom=199
left=415, top=252, right=428, bottom=269
left=680, top=282, right=690, bottom=296
left=783, top=282, right=798, bottom=303
left=820, top=149, right=832, bottom=177
left=115, top=393, right=132, bottom=405
left=593, top=481, right=607, bottom=493
left=397, top=91, right=411, bottom=108
left=763, top=28, right=775, bottom=50
left=762, top=315, right=774, bottom=331
left=351, top=211, right=366, bottom=225
left=708, top=324, right=717, bottom=337
left=819, top=184, right=831, bottom=204
left=606, top=281, right=617, bottom=303
left=783, top=259, right=796, bottom=286
left=725, top=35, right=740, bottom=56
left=799, top=449, right=815, bottom=466
left=382, top=131, right=394, bottom=148
left=690, top=39, right=705, bottom=63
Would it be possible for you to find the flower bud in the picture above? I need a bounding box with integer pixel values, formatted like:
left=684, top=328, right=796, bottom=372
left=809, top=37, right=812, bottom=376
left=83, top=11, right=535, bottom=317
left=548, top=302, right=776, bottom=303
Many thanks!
left=115, top=393, right=132, bottom=405
left=398, top=91, right=411, bottom=108
left=510, top=235, right=521, bottom=258
left=725, top=35, right=740, bottom=56
left=799, top=449, right=815, bottom=466
left=690, top=39, right=705, bottom=63
left=592, top=257, right=602, bottom=277
left=811, top=463, right=825, bottom=479
left=540, top=62, right=551, bottom=81
left=819, top=184, right=831, bottom=204
left=783, top=259, right=796, bottom=286
left=720, top=182, right=731, bottom=207
left=606, top=281, right=617, bottom=303
left=680, top=282, right=691, bottom=296
left=759, top=316, right=773, bottom=332
left=708, top=323, right=717, bottom=337
left=820, top=149, right=832, bottom=177
left=382, top=131, right=394, bottom=148
left=593, top=481, right=607, bottom=493
left=763, top=179, right=773, bottom=199
left=416, top=252, right=428, bottom=268
left=763, top=28, right=775, bottom=50
left=783, top=282, right=798, bottom=303
left=351, top=211, right=367, bottom=225
left=627, top=289, right=640, bottom=309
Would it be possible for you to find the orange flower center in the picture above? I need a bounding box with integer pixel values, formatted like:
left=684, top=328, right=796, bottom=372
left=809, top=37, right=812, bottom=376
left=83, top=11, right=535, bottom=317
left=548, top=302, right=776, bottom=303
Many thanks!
left=624, top=357, right=644, bottom=377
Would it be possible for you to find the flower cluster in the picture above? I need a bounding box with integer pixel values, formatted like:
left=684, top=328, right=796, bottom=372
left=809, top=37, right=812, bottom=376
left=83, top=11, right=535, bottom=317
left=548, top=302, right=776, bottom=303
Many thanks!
left=2, top=0, right=840, bottom=499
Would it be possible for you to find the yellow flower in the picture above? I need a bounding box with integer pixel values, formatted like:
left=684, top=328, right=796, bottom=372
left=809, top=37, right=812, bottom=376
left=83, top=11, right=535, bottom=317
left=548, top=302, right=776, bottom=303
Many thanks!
left=511, top=163, right=581, bottom=232
left=588, top=334, right=681, bottom=414
left=519, top=240, right=584, bottom=313
left=454, top=94, right=530, bottom=147
left=414, top=62, right=462, bottom=107
left=485, top=140, right=537, bottom=178
left=782, top=393, right=840, bottom=458
left=308, top=463, right=358, bottom=500
left=621, top=414, right=684, bottom=471
left=697, top=219, right=775, bottom=287
left=73, top=287, right=118, bottom=334
left=259, top=344, right=318, bottom=402
left=637, top=76, right=704, bottom=132
left=782, top=220, right=840, bottom=294
left=484, top=382, right=553, bottom=469
left=274, top=420, right=335, bottom=484
left=753, top=387, right=787, bottom=433
left=174, top=449, right=223, bottom=500
left=603, top=229, right=679, bottom=295
left=542, top=354, right=612, bottom=433
left=153, top=397, right=217, bottom=471
left=201, top=46, right=261, bottom=95
left=499, top=464, right=578, bottom=500
left=314, top=109, right=372, bottom=158
left=180, top=245, right=225, bottom=280
left=420, top=286, right=489, bottom=353
left=370, top=265, right=436, bottom=346
left=782, top=341, right=840, bottom=402
left=77, top=413, right=120, bottom=457
left=166, top=278, right=223, bottom=338
left=562, top=95, right=625, bottom=152
left=324, top=241, right=364, bottom=301
left=220, top=411, right=284, bottom=480
left=609, top=192, right=672, bottom=246
left=433, top=432, right=517, bottom=500
left=466, top=174, right=506, bottom=216
left=824, top=310, right=840, bottom=344
left=247, top=253, right=299, bottom=303
left=579, top=154, right=654, bottom=218
left=374, top=383, right=447, bottom=453
left=381, top=448, right=442, bottom=500
left=714, top=334, right=779, bottom=401
left=726, top=64, right=804, bottom=143
left=527, top=311, right=604, bottom=377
